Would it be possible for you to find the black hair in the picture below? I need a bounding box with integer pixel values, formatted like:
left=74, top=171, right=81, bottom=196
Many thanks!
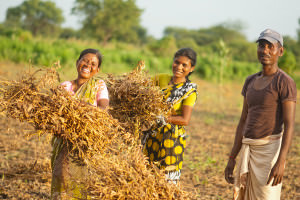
left=174, top=47, right=197, bottom=80
left=174, top=47, right=197, bottom=66
left=77, top=48, right=103, bottom=68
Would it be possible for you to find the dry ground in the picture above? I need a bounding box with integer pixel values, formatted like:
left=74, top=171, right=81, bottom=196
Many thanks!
left=0, top=62, right=299, bottom=199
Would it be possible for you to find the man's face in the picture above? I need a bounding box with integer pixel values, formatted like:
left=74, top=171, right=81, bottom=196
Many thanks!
left=257, top=39, right=283, bottom=66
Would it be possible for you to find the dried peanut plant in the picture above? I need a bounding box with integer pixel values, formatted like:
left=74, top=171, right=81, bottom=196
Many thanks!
left=105, top=61, right=171, bottom=139
left=85, top=146, right=192, bottom=200
left=0, top=62, right=192, bottom=199
left=0, top=67, right=126, bottom=159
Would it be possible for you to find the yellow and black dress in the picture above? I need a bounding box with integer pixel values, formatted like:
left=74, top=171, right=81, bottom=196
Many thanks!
left=143, top=74, right=197, bottom=183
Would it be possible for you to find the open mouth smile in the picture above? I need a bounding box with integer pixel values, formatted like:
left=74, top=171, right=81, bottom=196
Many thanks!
left=81, top=67, right=90, bottom=73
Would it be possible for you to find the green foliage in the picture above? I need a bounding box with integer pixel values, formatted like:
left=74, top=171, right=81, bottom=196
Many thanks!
left=72, top=0, right=101, bottom=19
left=298, top=18, right=300, bottom=43
left=165, top=25, right=247, bottom=46
left=0, top=36, right=78, bottom=68
left=218, top=39, right=230, bottom=85
left=194, top=38, right=259, bottom=82
left=4, top=0, right=64, bottom=37
left=195, top=52, right=259, bottom=81
left=283, top=36, right=300, bottom=70
left=175, top=38, right=200, bottom=52
left=0, top=26, right=32, bottom=41
left=0, top=35, right=173, bottom=79
left=59, top=28, right=81, bottom=39
left=228, top=40, right=257, bottom=62
left=164, top=24, right=256, bottom=63
left=0, top=34, right=298, bottom=87
left=278, top=50, right=297, bottom=74
left=147, top=36, right=178, bottom=57
left=197, top=25, right=247, bottom=45
left=72, top=0, right=144, bottom=44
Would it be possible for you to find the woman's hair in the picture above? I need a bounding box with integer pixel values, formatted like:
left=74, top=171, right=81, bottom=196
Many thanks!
left=174, top=47, right=197, bottom=66
left=77, top=48, right=103, bottom=68
left=174, top=47, right=197, bottom=80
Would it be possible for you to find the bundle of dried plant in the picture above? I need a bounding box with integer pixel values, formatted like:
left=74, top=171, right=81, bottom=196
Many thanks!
left=106, top=61, right=171, bottom=141
left=0, top=64, right=193, bottom=199
left=85, top=146, right=192, bottom=200
left=0, top=68, right=127, bottom=159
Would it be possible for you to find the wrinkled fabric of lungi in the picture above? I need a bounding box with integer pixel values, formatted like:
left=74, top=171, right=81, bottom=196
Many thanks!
left=233, top=134, right=283, bottom=200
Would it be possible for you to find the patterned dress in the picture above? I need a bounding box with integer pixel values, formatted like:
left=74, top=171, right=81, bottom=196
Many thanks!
left=143, top=74, right=197, bottom=183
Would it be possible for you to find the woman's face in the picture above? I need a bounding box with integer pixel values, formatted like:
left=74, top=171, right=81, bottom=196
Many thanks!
left=76, top=53, right=100, bottom=79
left=172, top=56, right=195, bottom=79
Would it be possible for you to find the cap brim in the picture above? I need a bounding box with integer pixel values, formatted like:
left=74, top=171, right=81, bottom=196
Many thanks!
left=256, top=36, right=278, bottom=44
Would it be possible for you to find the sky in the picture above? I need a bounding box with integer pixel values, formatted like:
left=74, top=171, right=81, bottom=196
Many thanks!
left=1, top=0, right=300, bottom=42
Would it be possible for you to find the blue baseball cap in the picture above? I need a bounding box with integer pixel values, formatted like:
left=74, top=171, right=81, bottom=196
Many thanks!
left=256, top=29, right=283, bottom=46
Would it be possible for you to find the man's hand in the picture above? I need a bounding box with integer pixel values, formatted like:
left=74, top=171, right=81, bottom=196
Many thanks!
left=225, top=158, right=236, bottom=184
left=267, top=160, right=285, bottom=186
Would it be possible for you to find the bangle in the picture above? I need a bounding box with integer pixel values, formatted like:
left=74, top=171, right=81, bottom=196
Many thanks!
left=229, top=155, right=235, bottom=160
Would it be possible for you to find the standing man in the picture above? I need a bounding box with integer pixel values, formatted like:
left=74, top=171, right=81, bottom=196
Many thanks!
left=224, top=29, right=297, bottom=199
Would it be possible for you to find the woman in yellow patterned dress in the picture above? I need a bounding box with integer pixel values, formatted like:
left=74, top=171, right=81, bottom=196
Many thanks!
left=143, top=48, right=198, bottom=184
left=51, top=48, right=109, bottom=199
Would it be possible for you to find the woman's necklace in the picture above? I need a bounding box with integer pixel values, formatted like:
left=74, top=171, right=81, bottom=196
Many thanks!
left=171, top=77, right=186, bottom=85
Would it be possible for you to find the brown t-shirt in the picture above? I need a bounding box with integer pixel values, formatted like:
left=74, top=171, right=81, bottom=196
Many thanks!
left=242, top=69, right=297, bottom=139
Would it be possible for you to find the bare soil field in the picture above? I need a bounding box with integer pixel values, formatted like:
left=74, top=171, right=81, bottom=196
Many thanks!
left=0, top=62, right=299, bottom=199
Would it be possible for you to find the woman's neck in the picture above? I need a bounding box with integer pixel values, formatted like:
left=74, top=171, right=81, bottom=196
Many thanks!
left=76, top=78, right=88, bottom=86
left=73, top=78, right=89, bottom=92
left=171, top=77, right=186, bottom=84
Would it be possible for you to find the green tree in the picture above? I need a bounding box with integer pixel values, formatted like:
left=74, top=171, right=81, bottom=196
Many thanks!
left=164, top=25, right=255, bottom=62
left=148, top=36, right=177, bottom=57
left=4, top=0, right=64, bottom=37
left=72, top=0, right=144, bottom=44
left=71, top=0, right=102, bottom=38
left=283, top=36, right=300, bottom=70
left=278, top=50, right=297, bottom=74
left=297, top=18, right=300, bottom=43
left=59, top=28, right=81, bottom=39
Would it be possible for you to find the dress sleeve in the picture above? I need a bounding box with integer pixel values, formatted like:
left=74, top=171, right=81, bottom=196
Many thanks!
left=60, top=81, right=74, bottom=95
left=182, top=92, right=197, bottom=107
left=96, top=80, right=109, bottom=100
left=153, top=73, right=172, bottom=89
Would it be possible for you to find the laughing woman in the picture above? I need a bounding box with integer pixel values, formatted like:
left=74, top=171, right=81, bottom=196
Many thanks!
left=51, top=48, right=109, bottom=199
left=143, top=48, right=198, bottom=184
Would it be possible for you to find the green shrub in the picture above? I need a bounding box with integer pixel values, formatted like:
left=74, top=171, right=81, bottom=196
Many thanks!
left=0, top=35, right=299, bottom=88
left=278, top=50, right=297, bottom=75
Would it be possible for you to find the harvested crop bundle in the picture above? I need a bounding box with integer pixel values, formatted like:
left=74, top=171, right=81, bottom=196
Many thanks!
left=0, top=64, right=193, bottom=199
left=85, top=146, right=192, bottom=200
left=0, top=68, right=126, bottom=159
left=106, top=61, right=171, bottom=140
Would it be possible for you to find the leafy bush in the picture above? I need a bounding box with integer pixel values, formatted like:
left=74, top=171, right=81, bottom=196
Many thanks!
left=195, top=53, right=259, bottom=81
left=0, top=35, right=299, bottom=87
left=278, top=50, right=297, bottom=74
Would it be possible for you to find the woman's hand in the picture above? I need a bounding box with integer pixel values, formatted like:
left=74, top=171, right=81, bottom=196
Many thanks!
left=97, top=99, right=109, bottom=110
left=156, top=115, right=167, bottom=127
